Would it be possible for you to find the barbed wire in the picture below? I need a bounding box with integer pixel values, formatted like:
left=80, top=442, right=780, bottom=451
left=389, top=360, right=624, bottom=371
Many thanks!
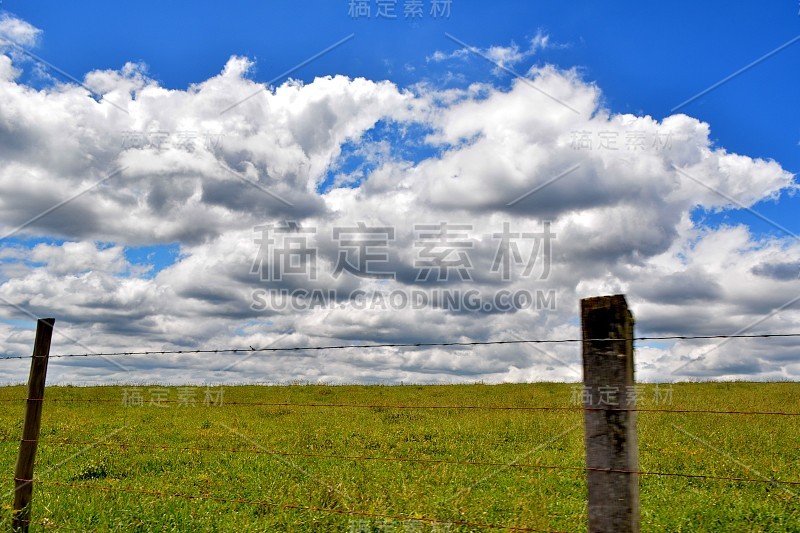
left=0, top=332, right=798, bottom=360
left=10, top=438, right=799, bottom=486
left=12, top=397, right=799, bottom=416
left=1, top=327, right=795, bottom=531
left=32, top=480, right=557, bottom=532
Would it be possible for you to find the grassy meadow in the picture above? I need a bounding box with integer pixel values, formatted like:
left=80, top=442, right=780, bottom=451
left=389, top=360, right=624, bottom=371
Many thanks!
left=0, top=382, right=796, bottom=531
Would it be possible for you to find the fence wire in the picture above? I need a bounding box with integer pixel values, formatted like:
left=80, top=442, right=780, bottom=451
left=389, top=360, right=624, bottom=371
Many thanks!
left=4, top=397, right=798, bottom=417
left=31, top=480, right=558, bottom=532
left=0, top=329, right=797, bottom=530
left=5, top=438, right=798, bottom=487
left=0, top=332, right=798, bottom=360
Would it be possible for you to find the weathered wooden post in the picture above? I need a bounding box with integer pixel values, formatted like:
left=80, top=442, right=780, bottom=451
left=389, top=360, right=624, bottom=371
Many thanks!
left=12, top=318, right=55, bottom=533
left=581, top=295, right=639, bottom=533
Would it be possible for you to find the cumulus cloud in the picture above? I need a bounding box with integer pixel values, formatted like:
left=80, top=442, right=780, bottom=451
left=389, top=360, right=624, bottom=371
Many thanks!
left=0, top=13, right=41, bottom=48
left=0, top=21, right=798, bottom=385
left=751, top=260, right=800, bottom=281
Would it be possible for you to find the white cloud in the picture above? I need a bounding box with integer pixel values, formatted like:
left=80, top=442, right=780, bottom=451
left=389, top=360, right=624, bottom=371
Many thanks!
left=428, top=30, right=562, bottom=73
left=0, top=54, right=19, bottom=81
left=0, top=24, right=798, bottom=385
left=0, top=13, right=41, bottom=48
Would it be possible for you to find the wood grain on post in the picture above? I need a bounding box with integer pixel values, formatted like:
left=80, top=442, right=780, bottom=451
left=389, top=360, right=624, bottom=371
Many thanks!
left=12, top=318, right=55, bottom=533
left=581, top=295, right=639, bottom=533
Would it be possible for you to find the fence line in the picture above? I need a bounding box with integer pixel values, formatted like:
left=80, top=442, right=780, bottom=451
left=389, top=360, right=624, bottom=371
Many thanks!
left=8, top=438, right=799, bottom=487
left=3, top=297, right=798, bottom=530
left=0, top=332, right=798, bottom=360
left=32, top=480, right=559, bottom=532
left=8, top=397, right=799, bottom=417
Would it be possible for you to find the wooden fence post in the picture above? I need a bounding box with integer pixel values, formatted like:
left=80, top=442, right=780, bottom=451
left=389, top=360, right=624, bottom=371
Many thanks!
left=581, top=295, right=639, bottom=533
left=12, top=318, right=55, bottom=533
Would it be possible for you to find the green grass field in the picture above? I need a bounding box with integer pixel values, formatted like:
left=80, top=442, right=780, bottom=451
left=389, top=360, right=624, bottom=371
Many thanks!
left=0, top=382, right=797, bottom=531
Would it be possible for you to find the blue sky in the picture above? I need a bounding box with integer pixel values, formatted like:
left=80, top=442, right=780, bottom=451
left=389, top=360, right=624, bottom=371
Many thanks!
left=9, top=1, right=796, bottom=164
left=9, top=0, right=799, bottom=237
left=0, top=1, right=798, bottom=383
